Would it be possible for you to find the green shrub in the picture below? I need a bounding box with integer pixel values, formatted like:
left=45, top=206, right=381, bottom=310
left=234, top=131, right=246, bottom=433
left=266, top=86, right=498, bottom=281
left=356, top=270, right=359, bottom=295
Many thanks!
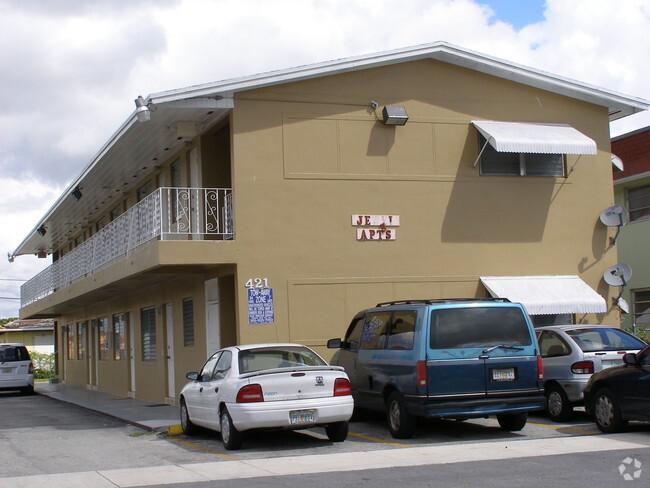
left=30, top=351, right=55, bottom=380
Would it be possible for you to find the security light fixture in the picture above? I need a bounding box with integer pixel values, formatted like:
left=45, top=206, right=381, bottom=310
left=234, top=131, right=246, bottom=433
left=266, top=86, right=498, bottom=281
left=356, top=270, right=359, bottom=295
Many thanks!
left=71, top=186, right=82, bottom=201
left=7, top=252, right=14, bottom=263
left=36, top=225, right=46, bottom=236
left=134, top=95, right=151, bottom=122
left=381, top=105, right=409, bottom=126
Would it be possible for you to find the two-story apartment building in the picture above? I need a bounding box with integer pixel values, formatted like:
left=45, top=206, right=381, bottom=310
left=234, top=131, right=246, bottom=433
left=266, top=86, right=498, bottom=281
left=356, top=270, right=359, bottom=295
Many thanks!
left=612, top=127, right=650, bottom=335
left=11, top=42, right=648, bottom=404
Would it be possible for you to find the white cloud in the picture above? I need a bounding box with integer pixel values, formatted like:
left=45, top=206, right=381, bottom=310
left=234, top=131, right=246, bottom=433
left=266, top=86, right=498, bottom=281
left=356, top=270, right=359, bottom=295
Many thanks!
left=1, top=0, right=649, bottom=316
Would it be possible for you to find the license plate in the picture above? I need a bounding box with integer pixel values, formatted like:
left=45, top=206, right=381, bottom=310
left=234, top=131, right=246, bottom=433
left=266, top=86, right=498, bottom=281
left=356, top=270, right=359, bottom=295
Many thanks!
left=290, top=409, right=315, bottom=425
left=491, top=368, right=515, bottom=382
left=1, top=368, right=13, bottom=374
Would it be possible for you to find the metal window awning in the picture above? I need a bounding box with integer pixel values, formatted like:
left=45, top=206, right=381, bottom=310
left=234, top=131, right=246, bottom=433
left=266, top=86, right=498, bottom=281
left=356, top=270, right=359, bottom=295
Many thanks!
left=480, top=275, right=607, bottom=315
left=611, top=154, right=624, bottom=172
left=472, top=121, right=598, bottom=155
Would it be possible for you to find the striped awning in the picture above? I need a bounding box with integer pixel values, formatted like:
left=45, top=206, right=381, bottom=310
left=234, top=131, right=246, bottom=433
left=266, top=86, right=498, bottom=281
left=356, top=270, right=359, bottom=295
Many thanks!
left=472, top=121, right=597, bottom=155
left=480, top=275, right=607, bottom=315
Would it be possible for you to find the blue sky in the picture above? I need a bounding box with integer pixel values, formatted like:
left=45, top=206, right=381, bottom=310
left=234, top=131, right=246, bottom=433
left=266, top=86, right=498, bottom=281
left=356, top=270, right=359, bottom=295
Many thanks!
left=482, top=0, right=546, bottom=29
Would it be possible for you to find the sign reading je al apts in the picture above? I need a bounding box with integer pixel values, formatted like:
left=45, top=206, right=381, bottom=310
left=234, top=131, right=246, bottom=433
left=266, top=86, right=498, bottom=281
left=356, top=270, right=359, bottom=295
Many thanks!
left=352, top=215, right=399, bottom=241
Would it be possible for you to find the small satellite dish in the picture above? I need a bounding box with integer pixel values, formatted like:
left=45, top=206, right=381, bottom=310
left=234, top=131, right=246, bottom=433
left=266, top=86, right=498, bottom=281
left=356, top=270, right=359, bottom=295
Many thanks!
left=603, top=263, right=632, bottom=287
left=616, top=297, right=630, bottom=314
left=599, top=205, right=629, bottom=227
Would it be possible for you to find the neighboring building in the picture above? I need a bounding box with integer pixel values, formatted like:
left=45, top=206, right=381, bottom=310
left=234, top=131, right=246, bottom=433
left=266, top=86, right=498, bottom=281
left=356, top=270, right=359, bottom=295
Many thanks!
left=10, top=42, right=648, bottom=404
left=612, top=126, right=650, bottom=334
left=0, top=319, right=55, bottom=353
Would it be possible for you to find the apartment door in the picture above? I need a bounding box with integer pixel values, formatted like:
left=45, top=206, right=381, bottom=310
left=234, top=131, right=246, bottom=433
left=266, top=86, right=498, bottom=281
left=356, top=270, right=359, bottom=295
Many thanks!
left=89, top=320, right=99, bottom=390
left=165, top=303, right=175, bottom=399
left=129, top=312, right=136, bottom=394
left=205, top=278, right=221, bottom=357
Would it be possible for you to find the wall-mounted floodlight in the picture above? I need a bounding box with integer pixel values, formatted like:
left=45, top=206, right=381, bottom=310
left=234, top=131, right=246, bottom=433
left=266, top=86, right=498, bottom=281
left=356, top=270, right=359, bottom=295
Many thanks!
left=134, top=95, right=151, bottom=122
left=71, top=186, right=82, bottom=201
left=381, top=105, right=409, bottom=126
left=7, top=252, right=14, bottom=263
left=36, top=225, right=47, bottom=237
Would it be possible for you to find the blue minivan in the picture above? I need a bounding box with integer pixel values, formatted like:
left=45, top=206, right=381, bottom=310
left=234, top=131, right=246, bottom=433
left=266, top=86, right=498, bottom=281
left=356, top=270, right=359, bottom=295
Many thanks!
left=328, top=299, right=545, bottom=438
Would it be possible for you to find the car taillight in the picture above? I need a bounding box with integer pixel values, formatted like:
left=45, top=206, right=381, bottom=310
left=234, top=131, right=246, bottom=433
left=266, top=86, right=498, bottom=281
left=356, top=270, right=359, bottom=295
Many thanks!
left=537, top=356, right=544, bottom=381
left=417, top=360, right=427, bottom=387
left=236, top=384, right=264, bottom=403
left=571, top=361, right=594, bottom=374
left=333, top=378, right=351, bottom=396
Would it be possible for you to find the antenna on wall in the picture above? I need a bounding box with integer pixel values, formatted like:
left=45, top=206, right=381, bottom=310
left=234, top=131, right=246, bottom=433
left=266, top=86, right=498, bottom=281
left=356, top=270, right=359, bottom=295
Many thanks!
left=603, top=263, right=633, bottom=313
left=599, top=205, right=629, bottom=245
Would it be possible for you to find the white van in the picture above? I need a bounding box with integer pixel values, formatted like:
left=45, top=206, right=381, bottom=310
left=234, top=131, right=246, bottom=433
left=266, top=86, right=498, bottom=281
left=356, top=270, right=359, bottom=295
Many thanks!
left=0, top=343, right=35, bottom=395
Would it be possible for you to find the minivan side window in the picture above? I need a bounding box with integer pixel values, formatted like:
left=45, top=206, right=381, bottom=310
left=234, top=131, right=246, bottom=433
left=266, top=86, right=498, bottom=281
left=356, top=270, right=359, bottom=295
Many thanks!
left=360, top=312, right=392, bottom=349
left=430, top=307, right=532, bottom=349
left=386, top=311, right=417, bottom=350
left=344, top=315, right=366, bottom=350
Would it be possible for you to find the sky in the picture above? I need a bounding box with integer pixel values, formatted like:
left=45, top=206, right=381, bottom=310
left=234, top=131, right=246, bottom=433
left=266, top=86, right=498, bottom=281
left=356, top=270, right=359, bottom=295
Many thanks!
left=1, top=0, right=649, bottom=319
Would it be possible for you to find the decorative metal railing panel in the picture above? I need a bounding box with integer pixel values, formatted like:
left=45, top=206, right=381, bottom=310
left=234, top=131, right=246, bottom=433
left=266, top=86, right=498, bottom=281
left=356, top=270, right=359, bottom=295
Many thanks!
left=20, top=188, right=233, bottom=307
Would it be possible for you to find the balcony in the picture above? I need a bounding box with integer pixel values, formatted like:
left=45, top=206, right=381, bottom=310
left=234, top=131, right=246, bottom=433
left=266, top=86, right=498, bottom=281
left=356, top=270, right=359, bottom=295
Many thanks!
left=21, top=188, right=233, bottom=308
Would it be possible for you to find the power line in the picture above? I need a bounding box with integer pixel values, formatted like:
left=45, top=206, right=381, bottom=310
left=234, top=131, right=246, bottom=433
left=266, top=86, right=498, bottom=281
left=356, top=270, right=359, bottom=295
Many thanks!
left=0, top=297, right=20, bottom=300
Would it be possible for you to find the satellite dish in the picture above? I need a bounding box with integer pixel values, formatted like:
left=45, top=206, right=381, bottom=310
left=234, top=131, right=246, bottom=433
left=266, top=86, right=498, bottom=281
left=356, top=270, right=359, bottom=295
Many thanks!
left=603, top=263, right=632, bottom=287
left=616, top=297, right=630, bottom=314
left=600, top=205, right=629, bottom=227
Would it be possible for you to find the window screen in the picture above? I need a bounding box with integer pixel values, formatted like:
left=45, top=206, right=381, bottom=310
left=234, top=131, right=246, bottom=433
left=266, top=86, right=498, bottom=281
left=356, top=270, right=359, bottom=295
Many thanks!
left=141, top=307, right=157, bottom=361
left=183, top=298, right=195, bottom=346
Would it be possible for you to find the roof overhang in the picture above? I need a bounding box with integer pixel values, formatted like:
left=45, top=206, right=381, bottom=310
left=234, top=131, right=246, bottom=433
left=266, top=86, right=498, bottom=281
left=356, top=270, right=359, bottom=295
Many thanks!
left=11, top=41, right=649, bottom=257
left=472, top=121, right=597, bottom=154
left=480, top=275, right=607, bottom=315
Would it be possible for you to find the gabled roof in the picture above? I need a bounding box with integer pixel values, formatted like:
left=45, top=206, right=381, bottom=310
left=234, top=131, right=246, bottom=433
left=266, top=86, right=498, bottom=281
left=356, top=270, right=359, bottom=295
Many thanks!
left=12, top=41, right=649, bottom=257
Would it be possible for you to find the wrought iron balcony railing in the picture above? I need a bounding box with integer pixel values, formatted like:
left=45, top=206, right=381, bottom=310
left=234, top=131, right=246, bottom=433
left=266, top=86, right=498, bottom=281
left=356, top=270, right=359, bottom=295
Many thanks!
left=21, top=187, right=233, bottom=307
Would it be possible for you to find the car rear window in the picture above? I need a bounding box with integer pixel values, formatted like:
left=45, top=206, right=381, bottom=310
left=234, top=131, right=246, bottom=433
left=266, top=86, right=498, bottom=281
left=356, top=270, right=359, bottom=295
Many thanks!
left=430, top=307, right=532, bottom=349
left=566, top=328, right=646, bottom=352
left=238, top=346, right=327, bottom=373
left=0, top=345, right=31, bottom=362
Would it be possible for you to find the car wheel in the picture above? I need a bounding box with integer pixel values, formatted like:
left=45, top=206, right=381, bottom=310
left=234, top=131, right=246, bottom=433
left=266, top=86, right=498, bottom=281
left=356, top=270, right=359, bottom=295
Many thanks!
left=546, top=384, right=573, bottom=422
left=497, top=412, right=527, bottom=431
left=325, top=421, right=349, bottom=442
left=220, top=407, right=243, bottom=450
left=180, top=399, right=198, bottom=435
left=592, top=387, right=628, bottom=433
left=21, top=385, right=35, bottom=396
left=386, top=391, right=416, bottom=439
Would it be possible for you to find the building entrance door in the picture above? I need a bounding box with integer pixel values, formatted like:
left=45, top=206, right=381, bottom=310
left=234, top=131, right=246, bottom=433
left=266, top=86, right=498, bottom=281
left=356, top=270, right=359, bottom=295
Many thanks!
left=165, top=303, right=175, bottom=399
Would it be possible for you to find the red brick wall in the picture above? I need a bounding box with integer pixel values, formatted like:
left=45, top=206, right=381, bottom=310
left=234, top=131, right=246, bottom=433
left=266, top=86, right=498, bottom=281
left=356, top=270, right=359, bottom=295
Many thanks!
left=612, top=127, right=650, bottom=180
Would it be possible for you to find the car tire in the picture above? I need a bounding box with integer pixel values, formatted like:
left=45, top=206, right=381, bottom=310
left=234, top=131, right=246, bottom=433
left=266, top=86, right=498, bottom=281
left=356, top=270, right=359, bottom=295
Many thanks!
left=497, top=412, right=527, bottom=431
left=220, top=407, right=243, bottom=450
left=592, top=387, right=628, bottom=433
left=180, top=399, right=198, bottom=435
left=325, top=421, right=349, bottom=442
left=21, top=385, right=35, bottom=395
left=386, top=391, right=416, bottom=439
left=546, top=384, right=573, bottom=422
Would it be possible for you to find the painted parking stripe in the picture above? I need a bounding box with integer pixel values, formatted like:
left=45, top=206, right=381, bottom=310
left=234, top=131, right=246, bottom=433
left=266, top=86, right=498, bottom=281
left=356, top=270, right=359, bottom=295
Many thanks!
left=3, top=434, right=646, bottom=488
left=348, top=432, right=413, bottom=448
left=528, top=421, right=597, bottom=436
left=165, top=437, right=239, bottom=460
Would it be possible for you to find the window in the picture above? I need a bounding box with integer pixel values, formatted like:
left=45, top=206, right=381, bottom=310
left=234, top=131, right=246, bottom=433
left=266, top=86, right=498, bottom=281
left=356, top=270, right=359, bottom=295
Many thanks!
left=359, top=312, right=392, bottom=349
left=141, top=307, right=157, bottom=361
left=386, top=311, right=417, bottom=350
left=96, top=217, right=107, bottom=232
left=633, top=289, right=650, bottom=331
left=479, top=134, right=565, bottom=177
left=343, top=315, right=366, bottom=351
left=98, top=317, right=109, bottom=360
left=137, top=181, right=154, bottom=202
left=531, top=314, right=573, bottom=327
left=66, top=324, right=75, bottom=360
left=183, top=298, right=195, bottom=346
left=628, top=185, right=650, bottom=222
left=212, top=351, right=232, bottom=380
left=113, top=313, right=126, bottom=360
left=110, top=204, right=124, bottom=221
left=76, top=321, right=87, bottom=360
left=200, top=352, right=221, bottom=380
left=537, top=330, right=570, bottom=357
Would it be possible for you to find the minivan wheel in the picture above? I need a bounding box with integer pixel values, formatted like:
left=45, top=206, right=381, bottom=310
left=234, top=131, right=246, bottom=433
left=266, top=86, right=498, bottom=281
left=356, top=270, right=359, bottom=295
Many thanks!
left=546, top=385, right=573, bottom=422
left=497, top=412, right=527, bottom=431
left=220, top=408, right=243, bottom=450
left=593, top=387, right=628, bottom=433
left=386, top=391, right=416, bottom=439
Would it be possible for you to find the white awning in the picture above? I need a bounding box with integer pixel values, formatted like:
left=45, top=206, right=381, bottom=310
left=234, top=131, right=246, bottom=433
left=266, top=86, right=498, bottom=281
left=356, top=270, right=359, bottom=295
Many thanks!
left=480, top=275, right=607, bottom=315
left=472, top=121, right=597, bottom=154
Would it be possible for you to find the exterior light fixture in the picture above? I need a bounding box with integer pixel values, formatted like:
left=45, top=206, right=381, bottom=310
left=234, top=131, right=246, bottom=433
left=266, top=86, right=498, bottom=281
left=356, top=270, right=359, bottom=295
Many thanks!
left=71, top=186, right=82, bottom=201
left=7, top=252, right=14, bottom=263
left=134, top=95, right=151, bottom=122
left=36, top=225, right=47, bottom=236
left=381, top=105, right=409, bottom=126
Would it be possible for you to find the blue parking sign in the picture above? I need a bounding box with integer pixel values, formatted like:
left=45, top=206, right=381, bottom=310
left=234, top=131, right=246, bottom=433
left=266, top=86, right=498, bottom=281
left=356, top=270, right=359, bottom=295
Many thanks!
left=248, top=288, right=274, bottom=324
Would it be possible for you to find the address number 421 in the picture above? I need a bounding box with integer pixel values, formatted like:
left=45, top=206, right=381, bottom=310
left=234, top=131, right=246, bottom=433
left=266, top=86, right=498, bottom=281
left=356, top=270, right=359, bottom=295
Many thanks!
left=245, top=278, right=269, bottom=288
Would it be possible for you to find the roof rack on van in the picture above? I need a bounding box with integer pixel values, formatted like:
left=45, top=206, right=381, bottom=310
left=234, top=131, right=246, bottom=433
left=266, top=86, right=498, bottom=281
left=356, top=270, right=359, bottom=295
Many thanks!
left=375, top=298, right=511, bottom=307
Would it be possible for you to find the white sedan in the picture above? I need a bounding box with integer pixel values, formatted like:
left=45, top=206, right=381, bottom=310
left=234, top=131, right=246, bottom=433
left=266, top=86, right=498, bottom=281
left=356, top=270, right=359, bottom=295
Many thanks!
left=179, top=343, right=354, bottom=450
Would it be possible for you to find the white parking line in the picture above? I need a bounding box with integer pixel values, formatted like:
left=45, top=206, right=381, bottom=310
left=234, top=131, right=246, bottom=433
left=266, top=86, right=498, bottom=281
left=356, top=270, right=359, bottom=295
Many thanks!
left=1, top=435, right=647, bottom=488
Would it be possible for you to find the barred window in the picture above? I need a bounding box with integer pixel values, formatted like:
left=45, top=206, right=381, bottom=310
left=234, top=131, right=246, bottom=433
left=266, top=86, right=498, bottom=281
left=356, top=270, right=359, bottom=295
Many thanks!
left=141, top=307, right=157, bottom=361
left=183, top=298, right=195, bottom=346
left=98, top=317, right=110, bottom=360
left=479, top=134, right=565, bottom=177
left=113, top=313, right=126, bottom=361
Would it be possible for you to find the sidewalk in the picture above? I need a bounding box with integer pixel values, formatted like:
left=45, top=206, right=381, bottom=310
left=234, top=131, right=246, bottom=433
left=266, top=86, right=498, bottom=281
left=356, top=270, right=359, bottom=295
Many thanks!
left=35, top=382, right=181, bottom=432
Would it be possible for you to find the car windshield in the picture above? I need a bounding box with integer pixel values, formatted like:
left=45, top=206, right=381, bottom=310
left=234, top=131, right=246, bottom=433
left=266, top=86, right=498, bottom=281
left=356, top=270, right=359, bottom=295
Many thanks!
left=566, top=328, right=646, bottom=352
left=0, top=346, right=30, bottom=362
left=238, top=346, right=327, bottom=373
left=430, top=307, right=532, bottom=349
